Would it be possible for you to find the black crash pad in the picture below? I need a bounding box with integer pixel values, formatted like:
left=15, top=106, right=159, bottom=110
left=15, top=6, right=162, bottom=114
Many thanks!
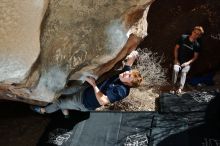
left=159, top=90, right=217, bottom=113
left=38, top=92, right=220, bottom=146
left=38, top=112, right=156, bottom=146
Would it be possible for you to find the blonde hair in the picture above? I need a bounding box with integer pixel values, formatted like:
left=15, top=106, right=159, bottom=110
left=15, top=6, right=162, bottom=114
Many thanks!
left=130, top=69, right=143, bottom=87
left=194, top=26, right=204, bottom=34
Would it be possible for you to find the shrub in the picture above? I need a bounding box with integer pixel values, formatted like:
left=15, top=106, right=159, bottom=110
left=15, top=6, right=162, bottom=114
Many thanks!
left=135, top=48, right=167, bottom=88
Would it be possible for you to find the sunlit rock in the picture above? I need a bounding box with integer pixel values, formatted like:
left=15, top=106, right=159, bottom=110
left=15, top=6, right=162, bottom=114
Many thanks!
left=0, top=0, right=48, bottom=83
left=0, top=0, right=153, bottom=104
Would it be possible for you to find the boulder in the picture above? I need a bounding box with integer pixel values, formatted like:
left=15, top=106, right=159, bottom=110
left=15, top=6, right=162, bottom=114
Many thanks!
left=0, top=0, right=153, bottom=104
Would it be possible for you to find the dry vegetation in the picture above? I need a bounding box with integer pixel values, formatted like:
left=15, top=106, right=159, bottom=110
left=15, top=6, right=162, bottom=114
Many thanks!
left=97, top=48, right=168, bottom=111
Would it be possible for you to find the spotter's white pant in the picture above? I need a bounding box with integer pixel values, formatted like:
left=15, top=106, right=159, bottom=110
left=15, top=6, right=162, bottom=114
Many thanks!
left=172, top=64, right=190, bottom=89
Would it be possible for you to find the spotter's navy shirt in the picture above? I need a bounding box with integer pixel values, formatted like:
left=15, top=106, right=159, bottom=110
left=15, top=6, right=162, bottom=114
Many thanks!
left=177, top=34, right=201, bottom=64
left=83, top=65, right=131, bottom=110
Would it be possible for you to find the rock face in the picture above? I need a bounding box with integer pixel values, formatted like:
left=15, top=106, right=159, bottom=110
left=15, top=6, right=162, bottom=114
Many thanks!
left=0, top=0, right=48, bottom=83
left=0, top=0, right=153, bottom=104
left=141, top=0, right=220, bottom=77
